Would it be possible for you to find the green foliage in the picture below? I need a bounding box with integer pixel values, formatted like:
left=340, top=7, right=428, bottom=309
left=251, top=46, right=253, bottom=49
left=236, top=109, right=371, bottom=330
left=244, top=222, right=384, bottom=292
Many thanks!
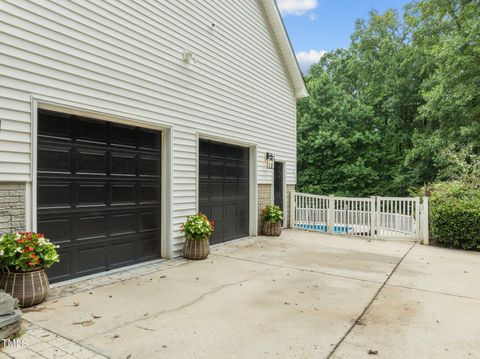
left=297, top=0, right=480, bottom=197
left=263, top=205, right=283, bottom=223
left=0, top=232, right=59, bottom=271
left=426, top=179, right=480, bottom=249
left=181, top=213, right=215, bottom=240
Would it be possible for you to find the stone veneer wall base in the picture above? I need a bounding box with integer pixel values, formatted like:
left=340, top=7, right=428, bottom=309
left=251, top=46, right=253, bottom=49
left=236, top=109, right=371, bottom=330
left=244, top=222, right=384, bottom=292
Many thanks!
left=0, top=183, right=26, bottom=234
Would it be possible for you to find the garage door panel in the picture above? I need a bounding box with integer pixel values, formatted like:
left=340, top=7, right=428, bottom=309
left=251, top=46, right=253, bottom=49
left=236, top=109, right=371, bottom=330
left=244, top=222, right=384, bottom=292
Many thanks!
left=199, top=140, right=209, bottom=156
left=37, top=216, right=71, bottom=245
left=111, top=183, right=136, bottom=204
left=139, top=156, right=160, bottom=176
left=224, top=224, right=239, bottom=239
left=38, top=183, right=72, bottom=208
left=76, top=245, right=106, bottom=275
left=225, top=163, right=237, bottom=179
left=76, top=118, right=107, bottom=144
left=111, top=153, right=136, bottom=175
left=111, top=213, right=136, bottom=235
left=139, top=211, right=160, bottom=231
left=110, top=240, right=136, bottom=267
left=76, top=150, right=107, bottom=174
left=224, top=145, right=237, bottom=160
left=239, top=166, right=249, bottom=179
left=210, top=182, right=224, bottom=200
left=225, top=204, right=237, bottom=217
left=209, top=161, right=224, bottom=178
left=76, top=183, right=107, bottom=206
left=111, top=124, right=136, bottom=148
left=199, top=140, right=249, bottom=245
left=238, top=203, right=249, bottom=217
left=238, top=183, right=249, bottom=197
left=137, top=234, right=160, bottom=259
left=209, top=142, right=223, bottom=158
left=224, top=183, right=237, bottom=199
left=46, top=248, right=72, bottom=282
left=139, top=183, right=160, bottom=203
left=199, top=159, right=209, bottom=178
left=76, top=215, right=108, bottom=240
left=139, top=129, right=161, bottom=150
left=199, top=184, right=209, bottom=202
left=37, top=146, right=71, bottom=173
left=38, top=110, right=161, bottom=283
left=38, top=111, right=71, bottom=139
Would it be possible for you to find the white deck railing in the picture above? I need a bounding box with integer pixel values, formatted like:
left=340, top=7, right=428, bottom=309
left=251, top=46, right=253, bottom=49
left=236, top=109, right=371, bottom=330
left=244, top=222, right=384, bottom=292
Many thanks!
left=290, top=193, right=429, bottom=242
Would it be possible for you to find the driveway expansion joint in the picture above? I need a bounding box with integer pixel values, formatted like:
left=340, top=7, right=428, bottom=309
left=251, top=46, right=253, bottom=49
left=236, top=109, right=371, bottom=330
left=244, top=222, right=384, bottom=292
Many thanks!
left=326, top=242, right=417, bottom=358
left=385, top=283, right=480, bottom=302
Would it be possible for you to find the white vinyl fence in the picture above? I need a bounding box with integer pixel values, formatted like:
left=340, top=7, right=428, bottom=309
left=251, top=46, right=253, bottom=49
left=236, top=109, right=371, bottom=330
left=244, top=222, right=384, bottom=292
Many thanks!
left=290, top=193, right=429, bottom=243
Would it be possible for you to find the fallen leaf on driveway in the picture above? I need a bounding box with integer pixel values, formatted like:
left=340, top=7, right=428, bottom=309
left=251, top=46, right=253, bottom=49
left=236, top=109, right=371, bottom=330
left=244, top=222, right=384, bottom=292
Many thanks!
left=368, top=349, right=378, bottom=355
left=356, top=318, right=366, bottom=326
left=22, top=306, right=51, bottom=313
left=135, top=326, right=155, bottom=332
left=73, top=320, right=94, bottom=326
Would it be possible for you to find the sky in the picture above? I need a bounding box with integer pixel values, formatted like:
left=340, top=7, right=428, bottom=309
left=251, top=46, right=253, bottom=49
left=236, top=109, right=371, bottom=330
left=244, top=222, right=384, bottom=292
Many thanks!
left=277, top=0, right=410, bottom=72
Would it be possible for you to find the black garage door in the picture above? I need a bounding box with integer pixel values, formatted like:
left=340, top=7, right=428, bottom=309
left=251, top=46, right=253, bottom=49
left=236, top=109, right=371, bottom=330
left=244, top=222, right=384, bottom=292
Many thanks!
left=199, top=140, right=249, bottom=244
left=37, top=110, right=161, bottom=283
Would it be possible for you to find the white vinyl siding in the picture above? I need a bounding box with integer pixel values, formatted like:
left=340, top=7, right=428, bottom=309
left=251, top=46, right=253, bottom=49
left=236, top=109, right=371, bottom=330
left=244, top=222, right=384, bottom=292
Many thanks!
left=0, top=0, right=297, bottom=255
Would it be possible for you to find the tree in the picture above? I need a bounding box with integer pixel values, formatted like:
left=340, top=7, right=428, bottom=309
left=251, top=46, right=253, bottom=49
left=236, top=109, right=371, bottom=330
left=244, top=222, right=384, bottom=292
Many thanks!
left=297, top=1, right=480, bottom=196
left=404, top=0, right=480, bottom=184
left=297, top=54, right=381, bottom=196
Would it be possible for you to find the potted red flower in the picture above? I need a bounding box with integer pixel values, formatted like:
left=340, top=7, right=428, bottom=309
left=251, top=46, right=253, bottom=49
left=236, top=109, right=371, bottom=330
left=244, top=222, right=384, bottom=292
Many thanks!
left=0, top=232, right=59, bottom=307
left=181, top=213, right=215, bottom=260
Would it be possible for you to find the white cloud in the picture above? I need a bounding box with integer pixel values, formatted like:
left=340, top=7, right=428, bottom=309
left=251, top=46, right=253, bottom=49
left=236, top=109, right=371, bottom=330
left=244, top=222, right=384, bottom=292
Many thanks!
left=277, top=0, right=318, bottom=15
left=296, top=50, right=326, bottom=73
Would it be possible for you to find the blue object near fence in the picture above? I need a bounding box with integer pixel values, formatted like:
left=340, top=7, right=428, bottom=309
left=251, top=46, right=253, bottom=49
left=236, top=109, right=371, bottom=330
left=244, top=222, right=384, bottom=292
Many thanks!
left=295, top=223, right=352, bottom=234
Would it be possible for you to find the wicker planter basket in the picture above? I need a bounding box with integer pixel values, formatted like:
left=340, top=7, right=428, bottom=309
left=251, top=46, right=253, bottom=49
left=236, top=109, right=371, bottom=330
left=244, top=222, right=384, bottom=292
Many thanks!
left=183, top=237, right=210, bottom=260
left=263, top=221, right=282, bottom=236
left=0, top=268, right=49, bottom=307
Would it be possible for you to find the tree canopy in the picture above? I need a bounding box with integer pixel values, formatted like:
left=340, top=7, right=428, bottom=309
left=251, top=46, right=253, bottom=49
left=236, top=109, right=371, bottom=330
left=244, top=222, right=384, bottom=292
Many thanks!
left=297, top=0, right=480, bottom=196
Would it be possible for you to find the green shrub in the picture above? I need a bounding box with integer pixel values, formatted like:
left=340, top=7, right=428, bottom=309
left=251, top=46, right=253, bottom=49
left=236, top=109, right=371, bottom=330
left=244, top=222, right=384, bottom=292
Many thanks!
left=427, top=178, right=480, bottom=249
left=263, top=205, right=283, bottom=223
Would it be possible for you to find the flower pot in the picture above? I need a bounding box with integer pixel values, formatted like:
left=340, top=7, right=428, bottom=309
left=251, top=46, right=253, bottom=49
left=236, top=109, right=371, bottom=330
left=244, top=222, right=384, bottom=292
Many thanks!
left=183, top=237, right=210, bottom=260
left=0, top=268, right=49, bottom=307
left=263, top=221, right=282, bottom=236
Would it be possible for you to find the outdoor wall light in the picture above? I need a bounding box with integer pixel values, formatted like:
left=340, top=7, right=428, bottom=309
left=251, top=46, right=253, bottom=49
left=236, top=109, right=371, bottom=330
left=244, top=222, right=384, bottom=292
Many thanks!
left=183, top=50, right=196, bottom=64
left=266, top=152, right=275, bottom=169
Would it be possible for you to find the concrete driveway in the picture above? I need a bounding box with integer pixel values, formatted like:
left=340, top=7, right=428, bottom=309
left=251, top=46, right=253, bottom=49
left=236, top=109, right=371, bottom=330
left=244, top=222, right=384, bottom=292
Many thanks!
left=11, top=230, right=480, bottom=358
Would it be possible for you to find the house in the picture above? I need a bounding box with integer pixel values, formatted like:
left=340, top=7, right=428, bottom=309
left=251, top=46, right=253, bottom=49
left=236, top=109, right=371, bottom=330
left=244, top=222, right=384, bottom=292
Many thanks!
left=0, top=0, right=307, bottom=282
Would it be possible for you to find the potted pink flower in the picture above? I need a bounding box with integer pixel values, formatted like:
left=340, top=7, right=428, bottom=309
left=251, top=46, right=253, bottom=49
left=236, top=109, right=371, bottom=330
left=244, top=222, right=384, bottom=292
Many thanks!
left=0, top=232, right=59, bottom=307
